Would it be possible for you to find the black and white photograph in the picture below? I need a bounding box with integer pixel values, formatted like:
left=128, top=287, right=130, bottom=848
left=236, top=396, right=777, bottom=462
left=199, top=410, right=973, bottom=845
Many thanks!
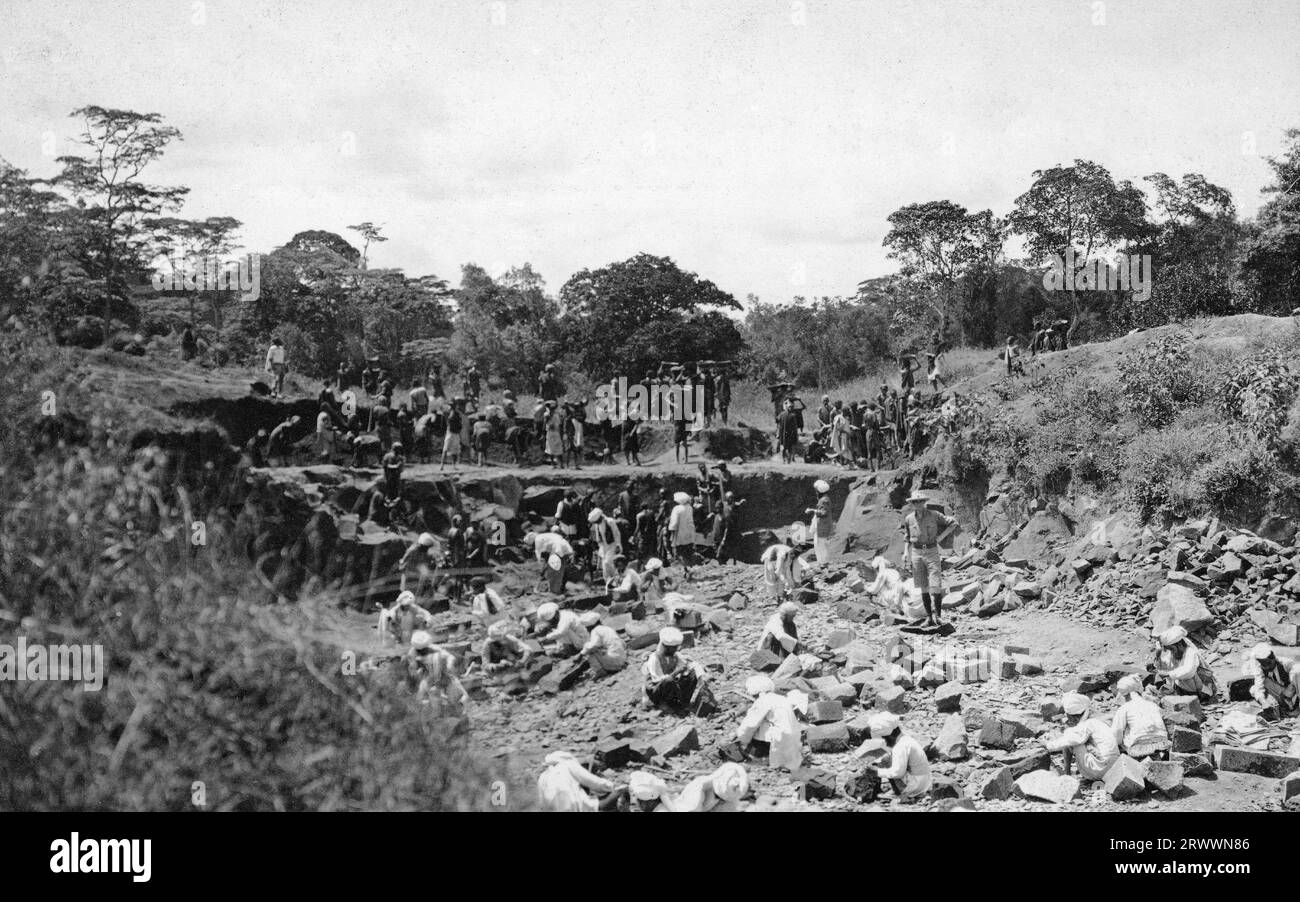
left=2, top=0, right=1298, bottom=884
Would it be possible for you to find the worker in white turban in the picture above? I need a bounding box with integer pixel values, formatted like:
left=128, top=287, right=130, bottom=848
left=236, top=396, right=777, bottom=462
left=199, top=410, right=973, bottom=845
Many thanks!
left=536, top=751, right=618, bottom=812
left=1040, top=692, right=1120, bottom=781
left=663, top=763, right=750, bottom=812
left=735, top=674, right=804, bottom=771
left=1153, top=626, right=1216, bottom=701
left=628, top=771, right=668, bottom=811
left=1110, top=674, right=1170, bottom=759
left=866, top=713, right=931, bottom=801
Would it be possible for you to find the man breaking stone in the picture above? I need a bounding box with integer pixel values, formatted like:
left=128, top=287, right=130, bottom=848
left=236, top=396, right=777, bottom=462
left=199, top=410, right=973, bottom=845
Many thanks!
left=641, top=627, right=713, bottom=713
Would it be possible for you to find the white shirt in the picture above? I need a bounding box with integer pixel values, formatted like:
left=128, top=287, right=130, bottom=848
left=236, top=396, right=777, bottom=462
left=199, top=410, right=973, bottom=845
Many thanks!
left=761, top=544, right=802, bottom=586
left=542, top=610, right=589, bottom=648
left=865, top=559, right=904, bottom=609
left=641, top=647, right=704, bottom=681
left=471, top=588, right=505, bottom=617
left=581, top=625, right=626, bottom=663
left=736, top=692, right=802, bottom=771
left=668, top=503, right=696, bottom=546
left=533, top=533, right=574, bottom=562
left=265, top=344, right=285, bottom=366
left=877, top=733, right=932, bottom=795
left=758, top=613, right=798, bottom=654
left=536, top=754, right=612, bottom=812
left=1110, top=695, right=1169, bottom=753
left=1046, top=717, right=1120, bottom=766
left=614, top=566, right=641, bottom=594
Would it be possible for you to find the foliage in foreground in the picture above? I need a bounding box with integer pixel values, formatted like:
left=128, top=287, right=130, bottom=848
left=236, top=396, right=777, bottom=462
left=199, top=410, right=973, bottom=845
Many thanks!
left=0, top=332, right=506, bottom=811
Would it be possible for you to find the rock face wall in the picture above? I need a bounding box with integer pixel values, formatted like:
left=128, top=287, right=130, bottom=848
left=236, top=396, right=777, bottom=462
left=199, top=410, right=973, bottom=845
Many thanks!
left=231, top=466, right=867, bottom=605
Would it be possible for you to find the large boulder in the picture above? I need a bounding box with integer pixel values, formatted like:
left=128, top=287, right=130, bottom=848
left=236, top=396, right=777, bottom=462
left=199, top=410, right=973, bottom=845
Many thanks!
left=1015, top=771, right=1080, bottom=805
left=932, top=714, right=970, bottom=761
left=1149, top=583, right=1213, bottom=635
left=1002, top=510, right=1073, bottom=566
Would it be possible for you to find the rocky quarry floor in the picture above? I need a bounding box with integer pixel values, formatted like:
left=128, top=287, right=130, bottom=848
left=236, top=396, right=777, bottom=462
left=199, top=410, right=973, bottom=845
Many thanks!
left=305, top=477, right=1300, bottom=813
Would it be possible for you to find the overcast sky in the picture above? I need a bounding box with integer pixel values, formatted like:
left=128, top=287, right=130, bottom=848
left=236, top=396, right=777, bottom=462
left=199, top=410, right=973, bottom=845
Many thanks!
left=2, top=0, right=1297, bottom=304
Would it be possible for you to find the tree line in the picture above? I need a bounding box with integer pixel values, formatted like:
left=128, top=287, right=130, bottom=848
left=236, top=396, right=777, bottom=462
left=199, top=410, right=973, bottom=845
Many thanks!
left=3, top=107, right=1297, bottom=393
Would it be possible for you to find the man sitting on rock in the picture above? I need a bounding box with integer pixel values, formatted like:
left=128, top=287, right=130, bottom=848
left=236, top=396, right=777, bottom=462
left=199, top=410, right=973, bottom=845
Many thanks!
left=578, top=610, right=627, bottom=675
left=1041, top=692, right=1120, bottom=782
left=865, top=712, right=932, bottom=802
left=641, top=627, right=712, bottom=712
left=533, top=601, right=588, bottom=658
left=1153, top=626, right=1217, bottom=702
left=1243, top=644, right=1300, bottom=717
left=735, top=675, right=804, bottom=771
left=757, top=601, right=802, bottom=660
left=1110, top=675, right=1171, bottom=759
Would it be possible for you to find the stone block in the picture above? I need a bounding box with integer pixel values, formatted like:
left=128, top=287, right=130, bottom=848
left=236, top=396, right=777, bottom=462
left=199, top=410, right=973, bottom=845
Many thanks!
left=806, top=722, right=850, bottom=753
left=1144, top=761, right=1185, bottom=795
left=1173, top=751, right=1215, bottom=779
left=809, top=700, right=844, bottom=724
left=1103, top=755, right=1148, bottom=801
left=1161, top=695, right=1204, bottom=725
left=1170, top=726, right=1202, bottom=753
left=845, top=712, right=875, bottom=744
left=1015, top=771, right=1080, bottom=804
left=930, top=776, right=964, bottom=800
left=793, top=767, right=837, bottom=801
left=1213, top=746, right=1300, bottom=779
left=980, top=766, right=1015, bottom=800
left=650, top=725, right=700, bottom=758
left=933, top=713, right=969, bottom=761
left=878, top=684, right=909, bottom=713
left=934, top=681, right=964, bottom=713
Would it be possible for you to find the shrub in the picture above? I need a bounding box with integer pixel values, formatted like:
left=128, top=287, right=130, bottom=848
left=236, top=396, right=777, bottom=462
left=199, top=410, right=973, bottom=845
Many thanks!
left=0, top=333, right=513, bottom=811
left=1116, top=332, right=1211, bottom=428
left=1195, top=438, right=1279, bottom=523
left=1220, top=350, right=1300, bottom=448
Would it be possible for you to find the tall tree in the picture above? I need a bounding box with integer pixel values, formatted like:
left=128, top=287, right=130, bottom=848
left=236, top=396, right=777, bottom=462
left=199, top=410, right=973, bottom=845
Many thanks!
left=347, top=221, right=387, bottom=270
left=559, top=253, right=739, bottom=378
left=147, top=215, right=243, bottom=328
left=54, top=106, right=187, bottom=344
left=0, top=160, right=69, bottom=322
left=451, top=263, right=560, bottom=388
left=1008, top=159, right=1152, bottom=336
left=880, top=200, right=1004, bottom=345
left=1115, top=172, right=1242, bottom=328
left=1240, top=128, right=1300, bottom=314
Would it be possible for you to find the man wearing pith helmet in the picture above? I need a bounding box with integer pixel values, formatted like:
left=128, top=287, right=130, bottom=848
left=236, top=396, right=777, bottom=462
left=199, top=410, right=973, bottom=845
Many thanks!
left=901, top=490, right=958, bottom=627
